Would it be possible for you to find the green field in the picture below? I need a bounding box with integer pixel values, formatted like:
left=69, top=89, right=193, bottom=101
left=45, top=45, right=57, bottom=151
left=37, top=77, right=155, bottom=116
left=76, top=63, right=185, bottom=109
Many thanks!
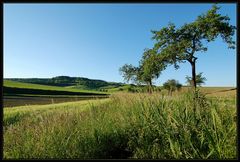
left=3, top=89, right=237, bottom=159
left=3, top=80, right=109, bottom=107
left=3, top=79, right=237, bottom=159
left=4, top=80, right=108, bottom=94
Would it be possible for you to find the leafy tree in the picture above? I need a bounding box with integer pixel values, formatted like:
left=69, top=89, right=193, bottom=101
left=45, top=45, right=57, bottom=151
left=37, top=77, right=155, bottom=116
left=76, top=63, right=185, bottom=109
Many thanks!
left=163, top=79, right=182, bottom=96
left=138, top=49, right=167, bottom=93
left=119, top=49, right=166, bottom=93
left=119, top=64, right=139, bottom=84
left=152, top=5, right=236, bottom=89
left=186, top=72, right=207, bottom=87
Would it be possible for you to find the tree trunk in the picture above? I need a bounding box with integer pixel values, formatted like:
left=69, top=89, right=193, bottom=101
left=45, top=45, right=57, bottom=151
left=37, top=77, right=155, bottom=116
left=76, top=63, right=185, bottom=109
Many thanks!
left=191, top=60, right=197, bottom=89
left=149, top=80, right=153, bottom=94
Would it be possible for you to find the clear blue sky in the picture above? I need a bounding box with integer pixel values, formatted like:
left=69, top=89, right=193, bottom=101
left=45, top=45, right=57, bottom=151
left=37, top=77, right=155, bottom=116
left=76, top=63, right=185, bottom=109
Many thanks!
left=4, top=3, right=237, bottom=87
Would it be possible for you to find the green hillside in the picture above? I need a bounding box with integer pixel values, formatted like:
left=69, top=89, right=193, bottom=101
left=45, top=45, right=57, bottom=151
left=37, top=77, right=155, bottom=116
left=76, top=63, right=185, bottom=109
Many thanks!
left=4, top=80, right=108, bottom=95
left=5, top=76, right=124, bottom=90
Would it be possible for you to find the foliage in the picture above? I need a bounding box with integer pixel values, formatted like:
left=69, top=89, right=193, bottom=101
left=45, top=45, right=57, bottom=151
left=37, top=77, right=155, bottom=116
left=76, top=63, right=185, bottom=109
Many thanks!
left=186, top=72, right=207, bottom=87
left=163, top=79, right=182, bottom=95
left=119, top=49, right=166, bottom=93
left=151, top=5, right=236, bottom=88
left=138, top=49, right=167, bottom=86
left=119, top=64, right=139, bottom=83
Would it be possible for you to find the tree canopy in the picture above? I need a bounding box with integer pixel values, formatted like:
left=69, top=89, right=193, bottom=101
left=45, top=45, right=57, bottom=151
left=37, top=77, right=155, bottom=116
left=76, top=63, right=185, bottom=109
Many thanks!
left=186, top=72, right=207, bottom=87
left=119, top=64, right=139, bottom=84
left=152, top=5, right=236, bottom=88
left=163, top=79, right=182, bottom=96
left=120, top=5, right=235, bottom=91
left=119, top=49, right=166, bottom=93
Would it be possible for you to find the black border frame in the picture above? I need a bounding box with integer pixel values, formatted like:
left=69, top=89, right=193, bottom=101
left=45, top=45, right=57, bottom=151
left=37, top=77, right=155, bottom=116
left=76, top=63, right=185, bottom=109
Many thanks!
left=1, top=0, right=239, bottom=160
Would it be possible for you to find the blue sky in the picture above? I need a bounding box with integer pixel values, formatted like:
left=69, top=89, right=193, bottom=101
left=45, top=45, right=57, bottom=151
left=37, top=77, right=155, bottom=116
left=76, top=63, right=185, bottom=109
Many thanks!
left=4, top=3, right=237, bottom=87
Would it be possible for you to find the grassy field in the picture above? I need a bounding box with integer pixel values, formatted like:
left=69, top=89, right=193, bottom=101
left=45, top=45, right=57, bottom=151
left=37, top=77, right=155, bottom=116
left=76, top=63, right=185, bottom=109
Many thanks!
left=166, top=86, right=236, bottom=98
left=3, top=89, right=237, bottom=159
left=4, top=80, right=108, bottom=94
left=3, top=80, right=109, bottom=107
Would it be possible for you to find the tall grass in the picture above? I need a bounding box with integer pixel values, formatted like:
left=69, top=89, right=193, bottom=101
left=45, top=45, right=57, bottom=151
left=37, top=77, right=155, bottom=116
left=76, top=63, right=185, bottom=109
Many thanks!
left=3, top=91, right=236, bottom=159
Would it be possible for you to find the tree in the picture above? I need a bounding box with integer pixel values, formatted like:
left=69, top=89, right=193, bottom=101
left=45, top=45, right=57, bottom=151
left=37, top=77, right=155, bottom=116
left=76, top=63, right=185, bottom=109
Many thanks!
left=186, top=72, right=207, bottom=87
left=138, top=49, right=167, bottom=93
left=119, top=64, right=139, bottom=84
left=163, top=79, right=182, bottom=96
left=119, top=49, right=166, bottom=93
left=152, top=5, right=236, bottom=89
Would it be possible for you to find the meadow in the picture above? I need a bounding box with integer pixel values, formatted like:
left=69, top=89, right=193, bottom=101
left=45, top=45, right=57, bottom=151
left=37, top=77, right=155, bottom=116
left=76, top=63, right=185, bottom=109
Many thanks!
left=4, top=80, right=108, bottom=94
left=3, top=3, right=237, bottom=160
left=3, top=80, right=109, bottom=107
left=3, top=88, right=237, bottom=159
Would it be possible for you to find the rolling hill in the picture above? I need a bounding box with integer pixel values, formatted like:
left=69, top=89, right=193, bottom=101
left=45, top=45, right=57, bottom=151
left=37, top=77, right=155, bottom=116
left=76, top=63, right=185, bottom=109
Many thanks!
left=5, top=76, right=124, bottom=90
left=3, top=80, right=109, bottom=96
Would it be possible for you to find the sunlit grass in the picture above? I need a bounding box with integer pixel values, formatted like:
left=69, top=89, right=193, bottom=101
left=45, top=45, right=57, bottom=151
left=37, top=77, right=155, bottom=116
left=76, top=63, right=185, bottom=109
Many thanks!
left=4, top=80, right=107, bottom=94
left=3, top=91, right=236, bottom=159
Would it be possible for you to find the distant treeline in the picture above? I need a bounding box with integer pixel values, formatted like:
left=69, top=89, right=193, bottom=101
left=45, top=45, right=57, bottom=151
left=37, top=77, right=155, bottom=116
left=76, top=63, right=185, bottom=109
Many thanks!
left=5, top=76, right=124, bottom=90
